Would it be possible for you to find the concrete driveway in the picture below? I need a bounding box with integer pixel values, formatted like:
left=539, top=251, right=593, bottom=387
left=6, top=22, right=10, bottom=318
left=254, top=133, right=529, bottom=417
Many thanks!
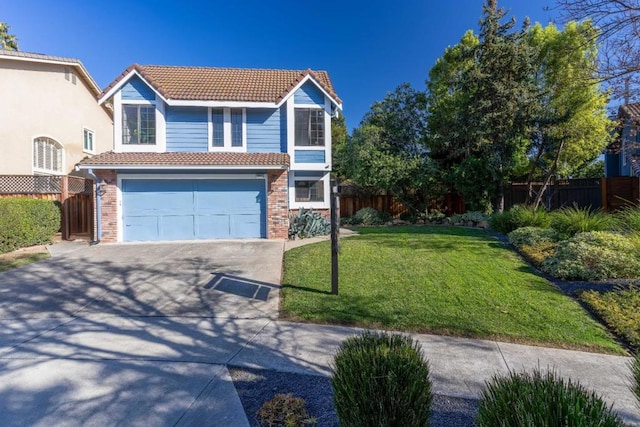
left=0, top=240, right=284, bottom=426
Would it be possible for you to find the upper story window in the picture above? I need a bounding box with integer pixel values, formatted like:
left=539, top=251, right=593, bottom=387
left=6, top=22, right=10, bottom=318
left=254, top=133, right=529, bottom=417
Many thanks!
left=33, top=137, right=63, bottom=175
left=295, top=109, right=325, bottom=147
left=83, top=128, right=95, bottom=153
left=122, top=104, right=156, bottom=145
left=209, top=107, right=245, bottom=151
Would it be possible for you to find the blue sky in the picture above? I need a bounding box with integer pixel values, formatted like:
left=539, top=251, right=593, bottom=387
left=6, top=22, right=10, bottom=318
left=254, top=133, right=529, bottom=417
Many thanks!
left=4, top=0, right=557, bottom=131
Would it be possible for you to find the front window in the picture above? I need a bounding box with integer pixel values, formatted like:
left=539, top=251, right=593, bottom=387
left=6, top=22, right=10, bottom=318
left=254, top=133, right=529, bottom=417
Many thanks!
left=83, top=128, right=94, bottom=153
left=33, top=137, right=63, bottom=174
left=295, top=109, right=325, bottom=146
left=209, top=107, right=245, bottom=150
left=295, top=180, right=324, bottom=202
left=123, top=104, right=156, bottom=145
left=231, top=109, right=243, bottom=147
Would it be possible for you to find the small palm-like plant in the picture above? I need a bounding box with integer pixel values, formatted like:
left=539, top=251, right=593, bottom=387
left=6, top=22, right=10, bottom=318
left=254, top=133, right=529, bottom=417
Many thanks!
left=617, top=205, right=640, bottom=232
left=550, top=205, right=619, bottom=239
left=631, top=354, right=640, bottom=408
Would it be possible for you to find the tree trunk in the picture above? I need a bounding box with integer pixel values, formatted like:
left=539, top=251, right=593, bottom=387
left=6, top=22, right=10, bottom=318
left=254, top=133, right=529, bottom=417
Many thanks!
left=532, top=140, right=565, bottom=210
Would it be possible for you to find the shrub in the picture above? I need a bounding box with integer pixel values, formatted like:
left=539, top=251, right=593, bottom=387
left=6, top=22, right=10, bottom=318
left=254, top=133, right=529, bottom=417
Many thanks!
left=288, top=209, right=330, bottom=239
left=489, top=210, right=516, bottom=233
left=580, top=287, right=640, bottom=349
left=425, top=209, right=446, bottom=223
left=541, top=231, right=640, bottom=280
left=511, top=204, right=552, bottom=229
left=508, top=227, right=559, bottom=248
left=550, top=205, right=619, bottom=239
left=353, top=207, right=383, bottom=225
left=257, top=393, right=315, bottom=427
left=0, top=198, right=60, bottom=254
left=461, top=211, right=490, bottom=224
left=332, top=331, right=432, bottom=427
left=520, top=242, right=558, bottom=266
left=617, top=205, right=640, bottom=233
left=477, top=369, right=623, bottom=427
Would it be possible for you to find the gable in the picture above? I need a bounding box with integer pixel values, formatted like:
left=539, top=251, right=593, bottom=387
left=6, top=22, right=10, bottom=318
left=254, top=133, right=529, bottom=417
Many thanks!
left=121, top=75, right=156, bottom=101
left=294, top=81, right=325, bottom=106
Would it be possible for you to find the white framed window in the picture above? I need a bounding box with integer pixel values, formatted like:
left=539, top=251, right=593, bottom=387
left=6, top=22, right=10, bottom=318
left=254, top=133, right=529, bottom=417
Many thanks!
left=295, top=179, right=325, bottom=202
left=295, top=108, right=325, bottom=147
left=122, top=104, right=156, bottom=145
left=208, top=107, right=246, bottom=152
left=33, top=137, right=64, bottom=175
left=83, top=128, right=95, bottom=153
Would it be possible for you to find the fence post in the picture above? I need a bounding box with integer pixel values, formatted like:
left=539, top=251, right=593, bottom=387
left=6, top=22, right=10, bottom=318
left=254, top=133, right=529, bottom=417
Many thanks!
left=61, top=175, right=69, bottom=240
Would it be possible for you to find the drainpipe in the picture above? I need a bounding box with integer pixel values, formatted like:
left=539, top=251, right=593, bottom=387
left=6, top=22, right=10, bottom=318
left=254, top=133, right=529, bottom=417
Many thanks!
left=85, top=168, right=102, bottom=244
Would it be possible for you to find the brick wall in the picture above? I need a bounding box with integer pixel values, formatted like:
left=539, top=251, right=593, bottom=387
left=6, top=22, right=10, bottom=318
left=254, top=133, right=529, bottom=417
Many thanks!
left=95, top=170, right=118, bottom=243
left=289, top=208, right=330, bottom=220
left=267, top=169, right=289, bottom=239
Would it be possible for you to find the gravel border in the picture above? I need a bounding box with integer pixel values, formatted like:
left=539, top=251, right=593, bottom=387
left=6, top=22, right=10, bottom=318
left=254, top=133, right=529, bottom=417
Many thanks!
left=230, top=367, right=478, bottom=427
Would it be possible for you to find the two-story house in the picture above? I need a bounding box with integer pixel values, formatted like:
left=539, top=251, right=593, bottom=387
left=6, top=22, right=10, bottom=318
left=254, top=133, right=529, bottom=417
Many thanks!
left=0, top=50, right=113, bottom=176
left=605, top=103, right=640, bottom=178
left=78, top=64, right=342, bottom=242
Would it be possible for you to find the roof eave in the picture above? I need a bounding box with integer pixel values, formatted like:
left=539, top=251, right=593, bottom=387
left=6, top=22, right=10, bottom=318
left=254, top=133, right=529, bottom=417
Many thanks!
left=77, top=164, right=288, bottom=170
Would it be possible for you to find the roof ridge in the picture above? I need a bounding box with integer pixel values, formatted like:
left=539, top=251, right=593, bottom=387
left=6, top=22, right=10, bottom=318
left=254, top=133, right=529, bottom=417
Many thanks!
left=138, top=64, right=323, bottom=73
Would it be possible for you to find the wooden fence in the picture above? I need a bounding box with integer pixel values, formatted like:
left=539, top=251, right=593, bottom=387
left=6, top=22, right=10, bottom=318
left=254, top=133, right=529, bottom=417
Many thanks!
left=0, top=175, right=94, bottom=240
left=602, top=176, right=640, bottom=211
left=505, top=178, right=603, bottom=211
left=339, top=191, right=465, bottom=218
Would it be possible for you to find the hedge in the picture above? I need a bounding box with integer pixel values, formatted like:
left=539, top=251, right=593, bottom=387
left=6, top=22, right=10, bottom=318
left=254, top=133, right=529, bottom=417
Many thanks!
left=0, top=198, right=60, bottom=254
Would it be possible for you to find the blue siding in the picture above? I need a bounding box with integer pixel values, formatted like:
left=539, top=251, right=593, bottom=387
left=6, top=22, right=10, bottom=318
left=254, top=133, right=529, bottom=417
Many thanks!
left=295, top=150, right=325, bottom=163
left=280, top=105, right=287, bottom=153
left=166, top=107, right=209, bottom=152
left=121, top=75, right=156, bottom=101
left=247, top=108, right=281, bottom=152
left=122, top=179, right=266, bottom=241
left=294, top=81, right=325, bottom=106
left=605, top=153, right=620, bottom=177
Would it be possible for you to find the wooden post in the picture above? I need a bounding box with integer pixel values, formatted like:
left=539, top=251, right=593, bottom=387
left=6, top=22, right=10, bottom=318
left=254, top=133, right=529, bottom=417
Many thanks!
left=601, top=177, right=608, bottom=211
left=60, top=175, right=69, bottom=240
left=330, top=179, right=340, bottom=295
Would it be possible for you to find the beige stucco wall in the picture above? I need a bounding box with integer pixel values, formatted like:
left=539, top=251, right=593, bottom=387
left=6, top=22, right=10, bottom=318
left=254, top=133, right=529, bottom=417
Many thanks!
left=0, top=59, right=113, bottom=175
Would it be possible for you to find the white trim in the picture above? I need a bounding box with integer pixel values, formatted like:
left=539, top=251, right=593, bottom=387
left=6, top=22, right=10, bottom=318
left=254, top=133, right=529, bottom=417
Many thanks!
left=77, top=164, right=287, bottom=170
left=289, top=171, right=330, bottom=209
left=294, top=103, right=325, bottom=110
left=276, top=74, right=342, bottom=110
left=115, top=95, right=165, bottom=153
left=99, top=69, right=169, bottom=105
left=82, top=127, right=96, bottom=155
left=208, top=107, right=246, bottom=152
left=170, top=100, right=275, bottom=108
left=116, top=173, right=269, bottom=243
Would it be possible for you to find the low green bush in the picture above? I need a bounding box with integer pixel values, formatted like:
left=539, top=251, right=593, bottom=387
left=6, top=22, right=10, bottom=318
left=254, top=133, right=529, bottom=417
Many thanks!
left=580, top=287, right=640, bottom=349
left=353, top=207, right=384, bottom=225
left=490, top=205, right=551, bottom=234
left=0, top=198, right=60, bottom=254
left=508, top=226, right=559, bottom=248
left=461, top=211, right=490, bottom=224
left=288, top=208, right=330, bottom=239
left=257, top=393, right=315, bottom=427
left=489, top=210, right=516, bottom=233
left=541, top=231, right=640, bottom=280
left=332, top=331, right=432, bottom=427
left=551, top=205, right=619, bottom=239
left=477, top=369, right=623, bottom=427
left=617, top=205, right=640, bottom=232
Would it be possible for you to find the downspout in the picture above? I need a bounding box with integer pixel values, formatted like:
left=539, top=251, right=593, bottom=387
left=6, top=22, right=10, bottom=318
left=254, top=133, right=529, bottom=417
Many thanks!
left=84, top=168, right=102, bottom=244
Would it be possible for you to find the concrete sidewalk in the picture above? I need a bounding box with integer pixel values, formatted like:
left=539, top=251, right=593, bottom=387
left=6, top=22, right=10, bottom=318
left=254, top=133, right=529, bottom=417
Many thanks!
left=1, top=317, right=638, bottom=425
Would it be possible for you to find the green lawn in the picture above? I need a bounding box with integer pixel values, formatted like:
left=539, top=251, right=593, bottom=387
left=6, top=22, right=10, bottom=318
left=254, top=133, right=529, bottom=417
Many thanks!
left=0, top=249, right=49, bottom=273
left=281, top=226, right=623, bottom=354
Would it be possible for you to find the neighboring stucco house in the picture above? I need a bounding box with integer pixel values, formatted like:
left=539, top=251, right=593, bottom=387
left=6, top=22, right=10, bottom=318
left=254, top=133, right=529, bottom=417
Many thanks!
left=77, top=64, right=342, bottom=242
left=605, top=103, right=640, bottom=178
left=0, top=50, right=113, bottom=176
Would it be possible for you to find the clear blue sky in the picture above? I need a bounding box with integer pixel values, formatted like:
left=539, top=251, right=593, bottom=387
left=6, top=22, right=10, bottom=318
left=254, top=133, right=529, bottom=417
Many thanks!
left=4, top=0, right=557, bottom=131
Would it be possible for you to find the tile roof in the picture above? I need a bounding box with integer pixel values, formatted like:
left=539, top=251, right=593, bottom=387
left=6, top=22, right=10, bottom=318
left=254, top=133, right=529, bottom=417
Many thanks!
left=101, top=64, right=341, bottom=105
left=0, top=50, right=103, bottom=98
left=77, top=151, right=289, bottom=168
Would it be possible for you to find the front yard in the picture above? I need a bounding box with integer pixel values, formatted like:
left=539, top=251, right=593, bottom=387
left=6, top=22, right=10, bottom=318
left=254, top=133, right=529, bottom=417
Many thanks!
left=281, top=226, right=623, bottom=354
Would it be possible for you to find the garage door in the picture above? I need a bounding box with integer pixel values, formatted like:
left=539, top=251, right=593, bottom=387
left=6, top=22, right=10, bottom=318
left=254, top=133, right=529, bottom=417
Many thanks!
left=122, top=179, right=266, bottom=241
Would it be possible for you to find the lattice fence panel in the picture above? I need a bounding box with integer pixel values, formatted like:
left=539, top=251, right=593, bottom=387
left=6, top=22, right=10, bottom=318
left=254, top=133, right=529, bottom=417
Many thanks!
left=68, top=176, right=93, bottom=194
left=0, top=175, right=61, bottom=194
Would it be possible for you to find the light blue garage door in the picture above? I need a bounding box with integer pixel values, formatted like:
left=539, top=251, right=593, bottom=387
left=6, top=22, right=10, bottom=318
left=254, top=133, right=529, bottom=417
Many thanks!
left=122, top=179, right=266, bottom=241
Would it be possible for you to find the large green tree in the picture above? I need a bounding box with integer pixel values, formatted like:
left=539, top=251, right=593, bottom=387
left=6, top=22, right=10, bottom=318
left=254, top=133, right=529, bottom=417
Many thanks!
left=331, top=114, right=349, bottom=180
left=524, top=21, right=613, bottom=207
left=0, top=22, right=18, bottom=51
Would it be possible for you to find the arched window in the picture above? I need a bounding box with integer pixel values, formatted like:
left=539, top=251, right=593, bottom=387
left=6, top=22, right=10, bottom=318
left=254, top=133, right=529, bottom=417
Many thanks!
left=33, top=137, right=64, bottom=174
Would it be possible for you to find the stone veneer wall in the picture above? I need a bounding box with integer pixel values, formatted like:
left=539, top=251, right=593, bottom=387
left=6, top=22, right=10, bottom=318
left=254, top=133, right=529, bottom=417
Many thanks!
left=267, top=169, right=289, bottom=239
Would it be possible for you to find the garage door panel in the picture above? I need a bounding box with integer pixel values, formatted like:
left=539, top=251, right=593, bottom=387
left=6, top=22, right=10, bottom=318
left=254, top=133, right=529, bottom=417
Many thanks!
left=124, top=216, right=160, bottom=241
left=122, top=178, right=265, bottom=241
left=159, top=215, right=195, bottom=240
left=195, top=214, right=231, bottom=239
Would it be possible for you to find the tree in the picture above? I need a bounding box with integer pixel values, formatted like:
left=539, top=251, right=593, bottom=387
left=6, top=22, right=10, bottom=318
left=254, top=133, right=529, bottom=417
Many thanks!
left=428, top=0, right=537, bottom=212
left=331, top=114, right=349, bottom=180
left=524, top=21, right=613, bottom=208
left=0, top=22, right=18, bottom=51
left=555, top=0, right=640, bottom=103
